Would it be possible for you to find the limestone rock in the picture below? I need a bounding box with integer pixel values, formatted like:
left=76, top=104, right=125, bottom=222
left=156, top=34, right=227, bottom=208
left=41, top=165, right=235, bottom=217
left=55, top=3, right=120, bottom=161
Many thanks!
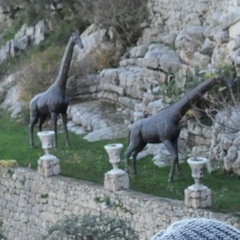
left=221, top=9, right=240, bottom=30
left=232, top=159, right=240, bottom=175
left=175, top=25, right=205, bottom=63
left=129, top=45, right=148, bottom=58
left=83, top=125, right=128, bottom=142
left=211, top=107, right=240, bottom=175
left=144, top=44, right=181, bottom=72
left=190, top=52, right=210, bottom=69
left=229, top=20, right=240, bottom=39
left=212, top=30, right=229, bottom=44
left=200, top=38, right=216, bottom=56
left=211, top=44, right=232, bottom=66
left=161, top=34, right=176, bottom=46
left=14, top=36, right=29, bottom=51
left=68, top=101, right=130, bottom=141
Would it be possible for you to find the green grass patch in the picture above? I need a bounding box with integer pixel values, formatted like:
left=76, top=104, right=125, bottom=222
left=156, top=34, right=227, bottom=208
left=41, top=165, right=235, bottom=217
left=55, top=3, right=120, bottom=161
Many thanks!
left=0, top=113, right=239, bottom=213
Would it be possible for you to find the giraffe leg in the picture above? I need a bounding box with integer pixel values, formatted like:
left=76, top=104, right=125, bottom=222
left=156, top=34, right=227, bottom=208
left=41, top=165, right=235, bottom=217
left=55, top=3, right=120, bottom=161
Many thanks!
left=132, top=142, right=146, bottom=176
left=164, top=139, right=181, bottom=182
left=29, top=114, right=39, bottom=148
left=39, top=115, right=47, bottom=131
left=62, top=113, right=70, bottom=147
left=124, top=140, right=146, bottom=175
left=51, top=112, right=58, bottom=148
left=124, top=143, right=135, bottom=174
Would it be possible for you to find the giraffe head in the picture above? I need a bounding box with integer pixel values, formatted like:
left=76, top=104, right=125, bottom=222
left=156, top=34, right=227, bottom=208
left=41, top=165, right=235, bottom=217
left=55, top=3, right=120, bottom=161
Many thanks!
left=72, top=31, right=84, bottom=49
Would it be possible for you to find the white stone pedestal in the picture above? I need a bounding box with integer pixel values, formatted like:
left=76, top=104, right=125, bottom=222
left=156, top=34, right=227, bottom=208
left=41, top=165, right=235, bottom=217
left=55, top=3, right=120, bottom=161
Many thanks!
left=38, top=154, right=60, bottom=177
left=104, top=169, right=129, bottom=192
left=184, top=184, right=211, bottom=208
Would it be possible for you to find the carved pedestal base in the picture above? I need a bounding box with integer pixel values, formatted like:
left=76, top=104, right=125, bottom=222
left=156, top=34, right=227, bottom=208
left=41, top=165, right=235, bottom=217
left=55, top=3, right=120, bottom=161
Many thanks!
left=104, top=169, right=129, bottom=192
left=38, top=154, right=60, bottom=177
left=184, top=184, right=211, bottom=209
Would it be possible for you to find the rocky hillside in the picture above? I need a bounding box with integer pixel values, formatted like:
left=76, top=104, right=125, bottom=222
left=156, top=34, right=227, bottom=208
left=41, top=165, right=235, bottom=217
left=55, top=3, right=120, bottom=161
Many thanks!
left=0, top=0, right=240, bottom=175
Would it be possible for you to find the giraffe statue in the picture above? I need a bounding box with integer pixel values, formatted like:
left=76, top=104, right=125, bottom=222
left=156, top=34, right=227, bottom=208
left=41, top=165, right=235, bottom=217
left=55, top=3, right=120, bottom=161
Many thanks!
left=125, top=74, right=233, bottom=182
left=29, top=31, right=84, bottom=148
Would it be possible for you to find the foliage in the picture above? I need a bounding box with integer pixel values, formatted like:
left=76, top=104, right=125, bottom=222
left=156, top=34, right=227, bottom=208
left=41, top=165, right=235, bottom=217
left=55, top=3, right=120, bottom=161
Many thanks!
left=43, top=214, right=138, bottom=240
left=0, top=0, right=148, bottom=49
left=18, top=37, right=121, bottom=104
left=0, top=0, right=148, bottom=98
left=92, top=0, right=149, bottom=47
left=19, top=46, right=63, bottom=103
left=0, top=56, right=20, bottom=78
left=159, top=65, right=238, bottom=124
left=75, top=47, right=120, bottom=76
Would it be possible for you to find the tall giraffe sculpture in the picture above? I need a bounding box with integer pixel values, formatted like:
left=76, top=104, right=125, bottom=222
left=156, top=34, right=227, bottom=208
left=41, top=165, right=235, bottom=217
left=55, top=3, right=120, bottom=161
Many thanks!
left=29, top=31, right=84, bottom=148
left=125, top=75, right=233, bottom=182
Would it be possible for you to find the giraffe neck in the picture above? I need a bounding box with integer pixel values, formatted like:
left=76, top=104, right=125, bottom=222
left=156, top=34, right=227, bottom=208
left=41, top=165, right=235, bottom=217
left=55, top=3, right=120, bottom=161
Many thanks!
left=170, top=77, right=217, bottom=123
left=54, top=36, right=75, bottom=91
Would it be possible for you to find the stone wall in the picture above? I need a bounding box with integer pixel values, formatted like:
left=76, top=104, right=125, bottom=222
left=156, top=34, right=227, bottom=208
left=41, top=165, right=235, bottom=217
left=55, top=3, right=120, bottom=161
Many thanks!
left=93, top=0, right=240, bottom=167
left=0, top=167, right=239, bottom=240
left=141, top=0, right=240, bottom=44
left=97, top=0, right=240, bottom=109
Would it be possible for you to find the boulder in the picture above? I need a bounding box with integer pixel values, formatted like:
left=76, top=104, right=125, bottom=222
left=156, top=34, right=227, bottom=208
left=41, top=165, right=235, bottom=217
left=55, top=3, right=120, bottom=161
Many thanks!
left=221, top=9, right=240, bottom=30
left=175, top=25, right=205, bottom=63
left=200, top=38, right=216, bottom=56
left=34, top=20, right=49, bottom=45
left=84, top=125, right=127, bottom=142
left=232, top=159, right=240, bottom=176
left=14, top=36, right=29, bottom=51
left=211, top=44, right=232, bottom=66
left=144, top=44, right=181, bottom=72
left=211, top=107, right=240, bottom=175
left=129, top=45, right=148, bottom=58
left=75, top=24, right=123, bottom=65
left=223, top=146, right=238, bottom=172
left=0, top=43, right=9, bottom=63
left=0, top=79, right=24, bottom=120
left=229, top=20, right=240, bottom=39
left=67, top=101, right=130, bottom=140
left=190, top=52, right=210, bottom=69
left=161, top=34, right=176, bottom=46
left=14, top=24, right=27, bottom=39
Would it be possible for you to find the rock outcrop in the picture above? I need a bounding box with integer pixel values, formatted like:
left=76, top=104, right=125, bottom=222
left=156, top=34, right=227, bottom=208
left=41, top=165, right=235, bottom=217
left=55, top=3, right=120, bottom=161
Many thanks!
left=211, top=107, right=240, bottom=175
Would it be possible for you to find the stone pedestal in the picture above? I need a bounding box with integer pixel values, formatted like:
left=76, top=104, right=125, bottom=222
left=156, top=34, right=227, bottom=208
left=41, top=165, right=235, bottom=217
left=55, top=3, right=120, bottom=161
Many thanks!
left=185, top=156, right=211, bottom=208
left=104, top=169, right=129, bottom=192
left=184, top=184, right=211, bottom=208
left=38, top=154, right=60, bottom=177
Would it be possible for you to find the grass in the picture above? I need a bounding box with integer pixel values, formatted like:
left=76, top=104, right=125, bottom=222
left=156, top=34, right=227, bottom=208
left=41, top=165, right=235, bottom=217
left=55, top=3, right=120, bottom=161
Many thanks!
left=0, top=112, right=239, bottom=214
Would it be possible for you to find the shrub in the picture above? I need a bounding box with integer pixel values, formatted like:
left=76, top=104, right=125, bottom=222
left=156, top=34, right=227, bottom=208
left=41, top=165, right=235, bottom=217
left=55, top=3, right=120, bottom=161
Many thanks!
left=92, top=0, right=149, bottom=47
left=19, top=46, right=63, bottom=103
left=158, top=65, right=238, bottom=126
left=43, top=214, right=138, bottom=240
left=75, top=47, right=120, bottom=75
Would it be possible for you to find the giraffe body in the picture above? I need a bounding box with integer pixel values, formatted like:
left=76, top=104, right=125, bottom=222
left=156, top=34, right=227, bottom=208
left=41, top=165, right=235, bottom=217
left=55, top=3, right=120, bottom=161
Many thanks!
left=29, top=32, right=83, bottom=147
left=125, top=76, right=233, bottom=181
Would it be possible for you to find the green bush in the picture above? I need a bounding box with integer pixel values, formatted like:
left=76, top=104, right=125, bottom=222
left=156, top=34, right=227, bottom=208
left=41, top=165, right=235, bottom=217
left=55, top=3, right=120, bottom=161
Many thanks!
left=43, top=214, right=138, bottom=240
left=159, top=65, right=238, bottom=124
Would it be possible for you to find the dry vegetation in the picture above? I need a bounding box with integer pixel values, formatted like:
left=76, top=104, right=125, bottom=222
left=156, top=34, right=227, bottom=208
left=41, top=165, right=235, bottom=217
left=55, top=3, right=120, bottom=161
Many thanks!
left=0, top=0, right=149, bottom=105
